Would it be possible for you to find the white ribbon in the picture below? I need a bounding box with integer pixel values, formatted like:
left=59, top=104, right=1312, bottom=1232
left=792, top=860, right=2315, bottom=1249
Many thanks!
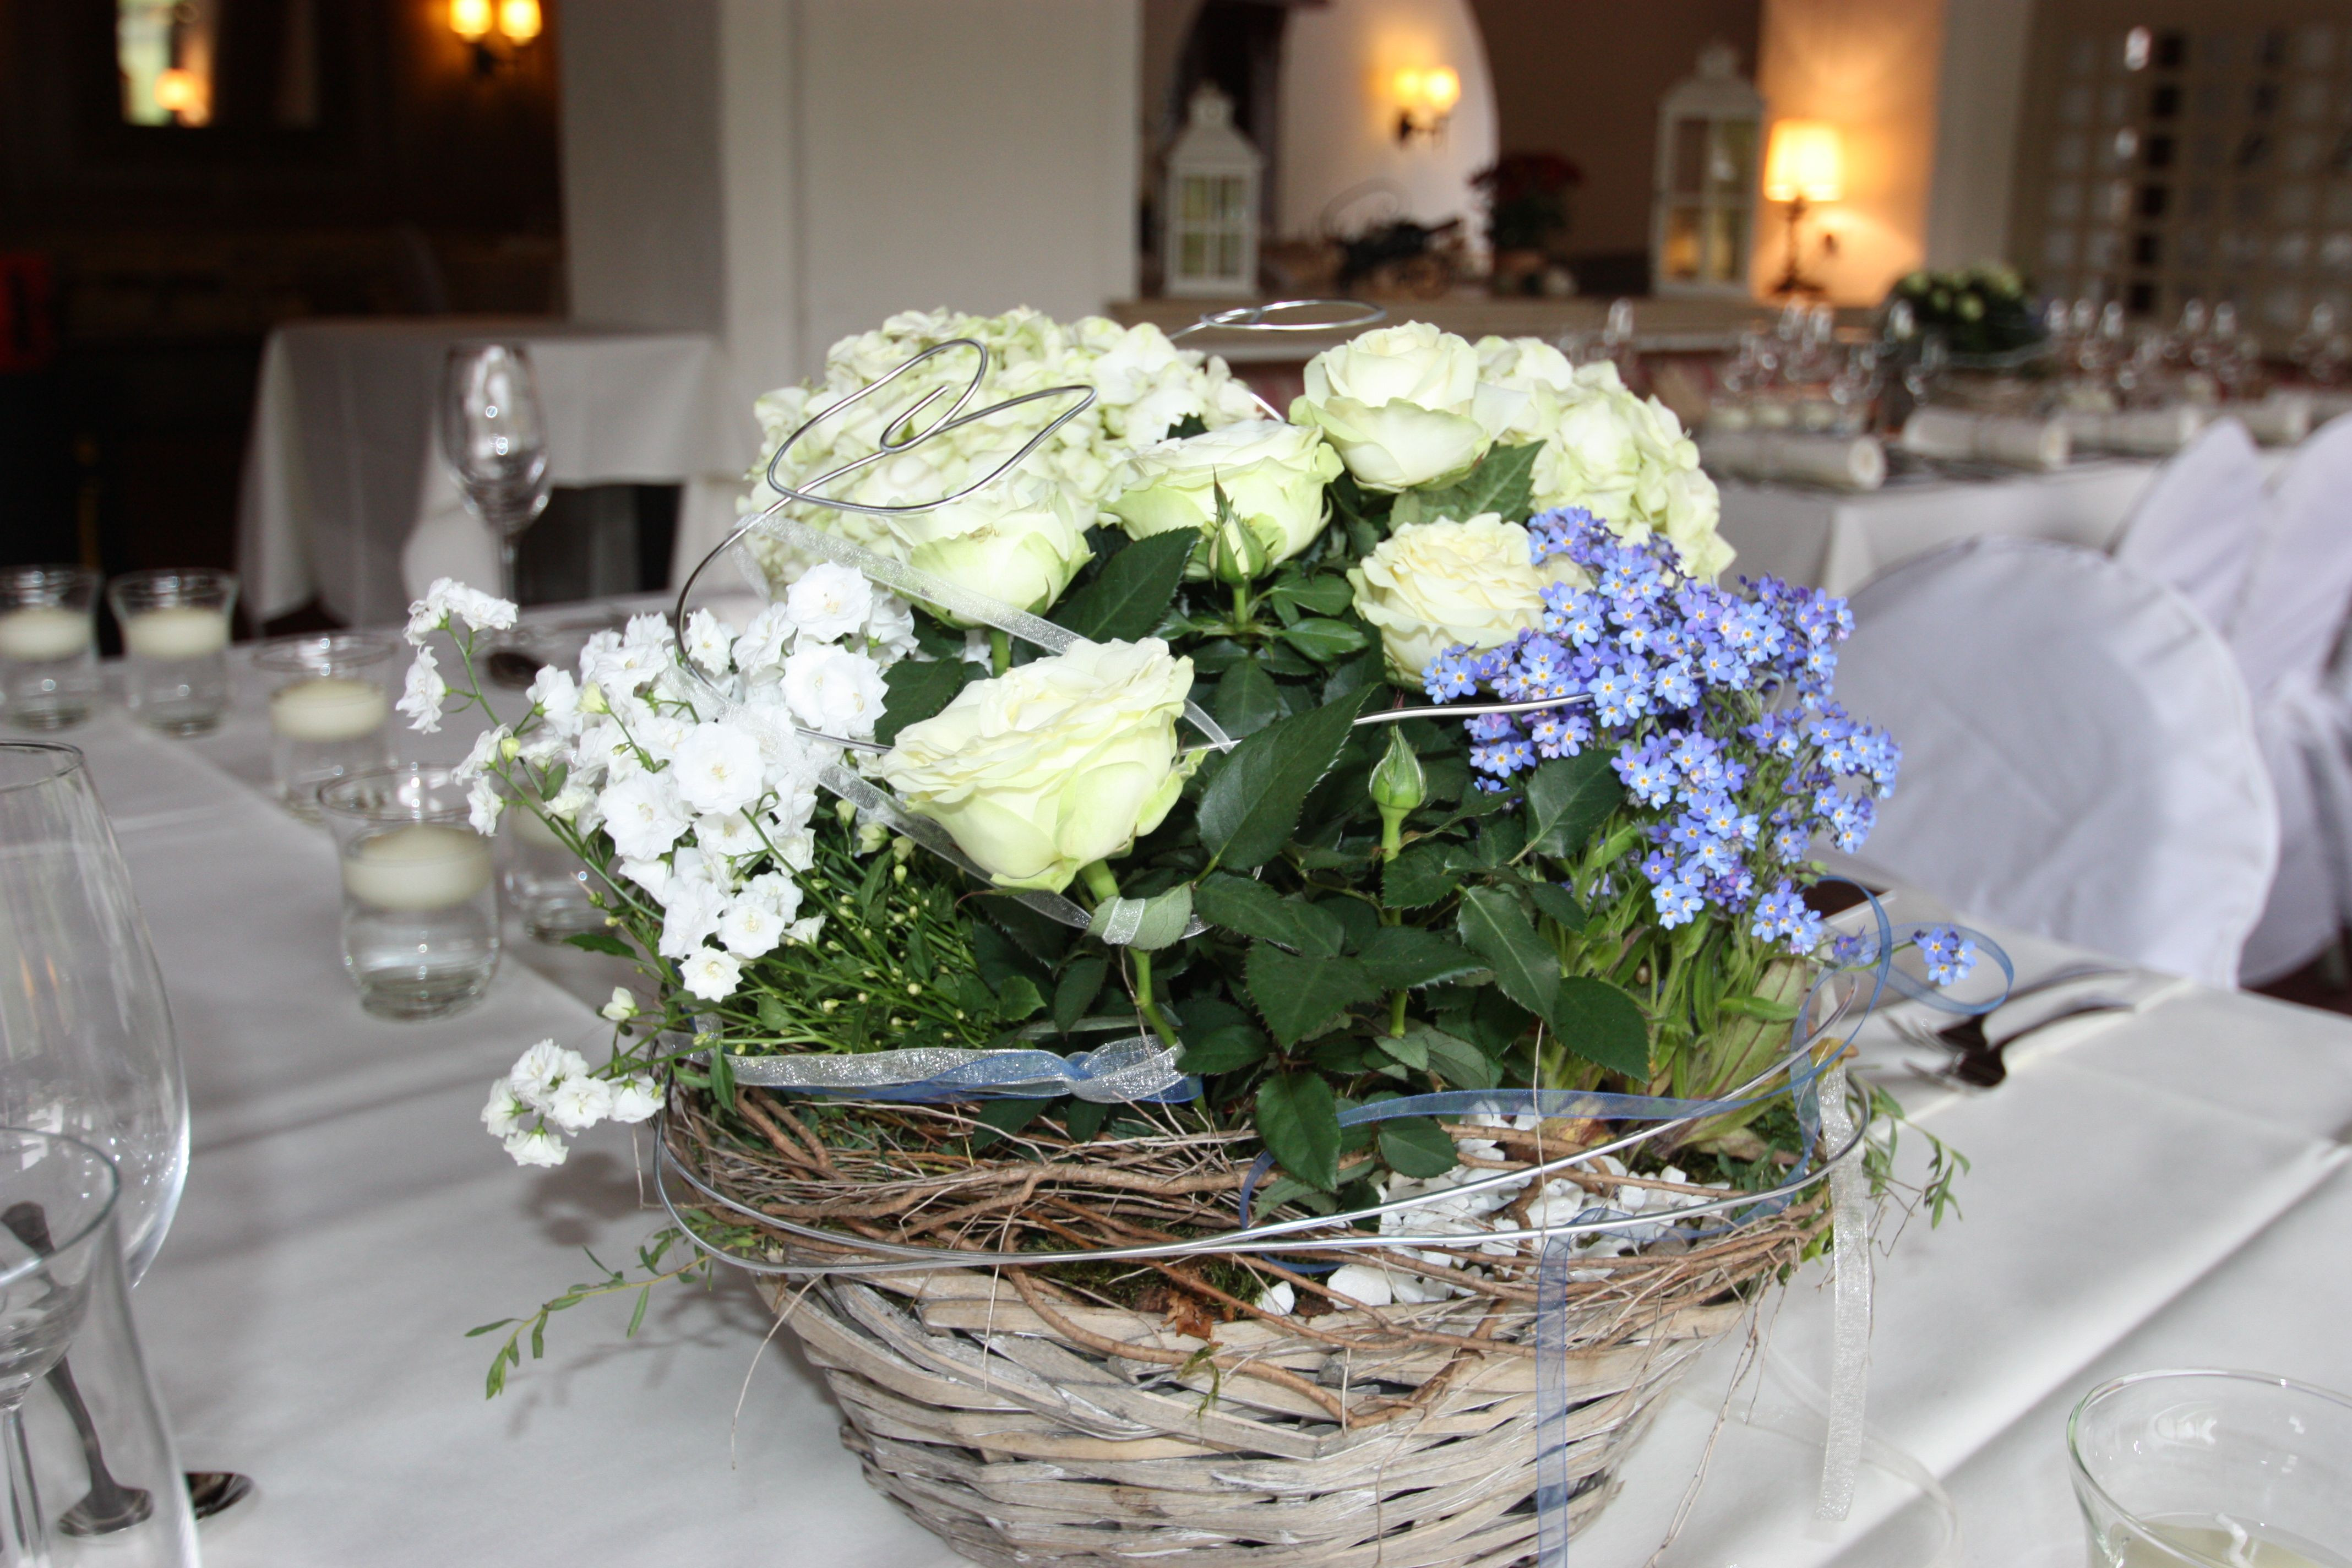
left=1814, top=1060, right=1873, bottom=1520
left=722, top=1035, right=1189, bottom=1103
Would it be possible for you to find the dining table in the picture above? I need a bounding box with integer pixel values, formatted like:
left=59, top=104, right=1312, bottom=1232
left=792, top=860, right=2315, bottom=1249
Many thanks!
left=64, top=599, right=2352, bottom=1567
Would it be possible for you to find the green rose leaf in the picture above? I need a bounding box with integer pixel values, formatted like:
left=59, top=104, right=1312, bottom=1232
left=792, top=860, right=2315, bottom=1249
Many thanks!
left=1177, top=1020, right=1270, bottom=1075
left=1278, top=617, right=1370, bottom=663
left=1052, top=530, right=1195, bottom=643
left=1402, top=1023, right=1502, bottom=1090
left=1083, top=884, right=1195, bottom=951
left=1270, top=574, right=1355, bottom=618
left=1194, top=873, right=1346, bottom=955
left=1525, top=751, right=1623, bottom=861
left=1378, top=1115, right=1460, bottom=1178
left=1212, top=658, right=1284, bottom=739
left=1355, top=926, right=1486, bottom=990
left=876, top=657, right=973, bottom=747
left=1052, top=955, right=1108, bottom=1034
left=994, top=973, right=1046, bottom=1021
left=1382, top=842, right=1458, bottom=909
left=1373, top=1029, right=1428, bottom=1070
left=1551, top=975, right=1652, bottom=1077
left=1391, top=440, right=1543, bottom=527
left=1197, top=687, right=1373, bottom=872
left=1255, top=1071, right=1342, bottom=1192
left=1527, top=880, right=1587, bottom=933
left=968, top=1097, right=1052, bottom=1152
left=1244, top=942, right=1381, bottom=1046
left=1456, top=885, right=1560, bottom=1019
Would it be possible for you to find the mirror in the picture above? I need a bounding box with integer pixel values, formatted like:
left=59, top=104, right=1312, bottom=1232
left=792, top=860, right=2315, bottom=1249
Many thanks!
left=117, top=0, right=319, bottom=129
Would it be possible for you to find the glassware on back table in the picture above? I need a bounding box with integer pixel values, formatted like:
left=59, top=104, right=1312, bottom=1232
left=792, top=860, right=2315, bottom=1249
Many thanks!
left=253, top=632, right=398, bottom=822
left=0, top=1128, right=198, bottom=1567
left=502, top=796, right=603, bottom=943
left=105, top=570, right=237, bottom=737
left=0, top=568, right=102, bottom=732
left=439, top=342, right=552, bottom=614
left=0, top=744, right=187, bottom=1284
left=320, top=764, right=500, bottom=1020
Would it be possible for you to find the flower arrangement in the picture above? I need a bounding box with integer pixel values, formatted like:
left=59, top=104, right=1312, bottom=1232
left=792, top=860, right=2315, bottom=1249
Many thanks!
left=1473, top=151, right=1583, bottom=255
left=421, top=312, right=1973, bottom=1400
left=1887, top=263, right=2045, bottom=358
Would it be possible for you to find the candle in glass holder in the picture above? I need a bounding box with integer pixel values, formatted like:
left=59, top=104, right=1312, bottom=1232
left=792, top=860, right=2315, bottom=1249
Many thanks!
left=342, top=824, right=495, bottom=912
left=0, top=606, right=93, bottom=661
left=1, top=567, right=104, bottom=731
left=121, top=606, right=231, bottom=661
left=269, top=677, right=389, bottom=743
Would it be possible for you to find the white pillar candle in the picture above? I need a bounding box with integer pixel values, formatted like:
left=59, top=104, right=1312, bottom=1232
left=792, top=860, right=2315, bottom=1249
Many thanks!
left=0, top=606, right=93, bottom=662
left=509, top=802, right=568, bottom=850
left=342, top=824, right=494, bottom=912
left=270, top=677, right=389, bottom=742
left=122, top=606, right=230, bottom=660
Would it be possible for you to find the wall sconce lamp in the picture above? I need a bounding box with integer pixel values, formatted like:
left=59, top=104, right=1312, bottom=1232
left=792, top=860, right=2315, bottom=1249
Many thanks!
left=1393, top=66, right=1461, bottom=145
left=1762, top=118, right=1843, bottom=297
left=451, top=0, right=543, bottom=75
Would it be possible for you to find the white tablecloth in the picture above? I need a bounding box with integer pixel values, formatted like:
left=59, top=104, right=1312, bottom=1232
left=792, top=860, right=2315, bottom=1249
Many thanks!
left=234, top=321, right=758, bottom=626
left=62, top=614, right=2352, bottom=1566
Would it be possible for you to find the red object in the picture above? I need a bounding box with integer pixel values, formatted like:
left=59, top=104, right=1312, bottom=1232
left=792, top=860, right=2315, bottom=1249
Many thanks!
left=0, top=255, right=58, bottom=373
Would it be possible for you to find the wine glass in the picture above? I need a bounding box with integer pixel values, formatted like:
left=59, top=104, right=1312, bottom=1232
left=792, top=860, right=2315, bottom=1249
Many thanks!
left=439, top=342, right=552, bottom=613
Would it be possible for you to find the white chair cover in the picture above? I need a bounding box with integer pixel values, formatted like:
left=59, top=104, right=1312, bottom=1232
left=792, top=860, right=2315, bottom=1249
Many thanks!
left=1834, top=537, right=2277, bottom=988
left=2226, top=413, right=2352, bottom=983
left=2112, top=417, right=2271, bottom=631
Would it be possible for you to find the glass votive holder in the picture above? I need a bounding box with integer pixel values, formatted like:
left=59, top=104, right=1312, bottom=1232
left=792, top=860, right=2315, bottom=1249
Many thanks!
left=502, top=797, right=606, bottom=943
left=2070, top=1369, right=2352, bottom=1568
left=0, top=566, right=102, bottom=731
left=318, top=764, right=500, bottom=1020
left=253, top=632, right=399, bottom=821
left=106, top=569, right=238, bottom=736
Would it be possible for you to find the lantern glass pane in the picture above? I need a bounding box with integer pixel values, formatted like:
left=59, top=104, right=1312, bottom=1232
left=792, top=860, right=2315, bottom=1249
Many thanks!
left=1180, top=177, right=1212, bottom=223
left=1180, top=232, right=1208, bottom=276
left=1706, top=206, right=1744, bottom=282
left=1218, top=232, right=1243, bottom=279
left=1662, top=207, right=1701, bottom=280
left=1714, top=120, right=1756, bottom=192
left=1672, top=118, right=1708, bottom=194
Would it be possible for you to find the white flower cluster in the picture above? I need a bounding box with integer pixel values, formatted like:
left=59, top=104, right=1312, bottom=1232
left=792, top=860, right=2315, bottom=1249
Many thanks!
left=744, top=308, right=1264, bottom=579
left=481, top=1038, right=663, bottom=1168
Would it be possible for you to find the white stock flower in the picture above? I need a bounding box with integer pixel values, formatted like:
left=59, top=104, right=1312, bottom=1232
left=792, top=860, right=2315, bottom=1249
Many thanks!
left=733, top=605, right=796, bottom=679
left=454, top=725, right=509, bottom=782
left=684, top=608, right=735, bottom=673
left=694, top=812, right=762, bottom=858
left=781, top=645, right=888, bottom=739
left=785, top=562, right=874, bottom=644
left=527, top=666, right=581, bottom=728
left=466, top=778, right=504, bottom=836
left=398, top=645, right=447, bottom=733
left=599, top=771, right=690, bottom=861
left=1106, top=420, right=1343, bottom=581
left=600, top=987, right=639, bottom=1022
left=1290, top=323, right=1501, bottom=491
left=481, top=1078, right=531, bottom=1139
left=546, top=1075, right=616, bottom=1134
left=880, top=639, right=1196, bottom=894
left=785, top=914, right=825, bottom=946
left=508, top=1040, right=590, bottom=1112
left=717, top=896, right=785, bottom=957
left=656, top=876, right=726, bottom=959
left=886, top=475, right=1092, bottom=622
left=546, top=782, right=595, bottom=824
left=862, top=594, right=918, bottom=662
left=1347, top=514, right=1581, bottom=682
left=405, top=579, right=518, bottom=645
left=679, top=946, right=744, bottom=1001
left=618, top=857, right=672, bottom=900
left=503, top=1129, right=568, bottom=1168
left=608, top=1075, right=663, bottom=1124
left=670, top=723, right=766, bottom=816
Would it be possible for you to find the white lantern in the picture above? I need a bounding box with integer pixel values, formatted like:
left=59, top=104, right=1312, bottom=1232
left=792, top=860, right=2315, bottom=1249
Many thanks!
left=1162, top=85, right=1262, bottom=299
left=1649, top=42, right=1763, bottom=297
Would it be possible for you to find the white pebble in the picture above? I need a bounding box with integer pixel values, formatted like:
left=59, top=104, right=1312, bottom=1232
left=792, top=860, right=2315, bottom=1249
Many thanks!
left=1327, top=1264, right=1394, bottom=1308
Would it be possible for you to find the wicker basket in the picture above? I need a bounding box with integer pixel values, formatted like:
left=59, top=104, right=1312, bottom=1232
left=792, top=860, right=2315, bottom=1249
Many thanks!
left=673, top=1093, right=1824, bottom=1568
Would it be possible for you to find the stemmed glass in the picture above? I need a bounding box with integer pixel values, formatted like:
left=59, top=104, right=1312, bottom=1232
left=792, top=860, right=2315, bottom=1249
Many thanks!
left=439, top=341, right=552, bottom=613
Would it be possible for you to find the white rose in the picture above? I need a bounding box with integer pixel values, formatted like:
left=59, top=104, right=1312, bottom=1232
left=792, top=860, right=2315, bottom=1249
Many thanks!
left=785, top=561, right=874, bottom=644
left=1106, top=420, right=1343, bottom=580
left=1474, top=335, right=1577, bottom=442
left=781, top=644, right=888, bottom=739
left=1528, top=366, right=1730, bottom=579
left=1290, top=323, right=1509, bottom=491
left=1346, top=514, right=1580, bottom=682
left=598, top=771, right=690, bottom=861
left=880, top=639, right=1198, bottom=894
left=886, top=475, right=1092, bottom=622
left=669, top=722, right=766, bottom=817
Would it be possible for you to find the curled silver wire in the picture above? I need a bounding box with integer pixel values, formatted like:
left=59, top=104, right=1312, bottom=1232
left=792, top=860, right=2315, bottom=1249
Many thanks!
left=1167, top=298, right=1390, bottom=341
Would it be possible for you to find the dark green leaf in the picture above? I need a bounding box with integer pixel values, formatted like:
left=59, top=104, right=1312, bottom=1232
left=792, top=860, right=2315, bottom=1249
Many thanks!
left=1329, top=471, right=1389, bottom=533
left=1271, top=574, right=1355, bottom=617
left=1083, top=884, right=1195, bottom=951
left=977, top=895, right=1072, bottom=966
left=1322, top=896, right=1381, bottom=952
left=1382, top=843, right=1458, bottom=908
left=1052, top=956, right=1108, bottom=1034
left=1244, top=942, right=1381, bottom=1046
left=1551, top=976, right=1652, bottom=1077
left=1322, top=650, right=1384, bottom=707
left=1061, top=1098, right=1110, bottom=1141
left=563, top=930, right=633, bottom=958
left=1524, top=751, right=1624, bottom=860
left=1355, top=927, right=1486, bottom=990
left=1456, top=885, right=1560, bottom=1018
left=626, top=1287, right=650, bottom=1339
left=1404, top=1024, right=1502, bottom=1089
left=1176, top=1022, right=1268, bottom=1075
left=1052, top=530, right=1194, bottom=642
left=1391, top=440, right=1543, bottom=526
left=1527, top=881, right=1587, bottom=933
left=1167, top=413, right=1210, bottom=440
left=1373, top=1029, right=1427, bottom=1069
left=1193, top=873, right=1346, bottom=955
left=1449, top=987, right=1536, bottom=1056
left=1197, top=687, right=1373, bottom=872
left=875, top=657, right=972, bottom=745
left=967, top=1097, right=1052, bottom=1153
left=755, top=995, right=791, bottom=1032
left=1278, top=617, right=1370, bottom=663
left=994, top=973, right=1046, bottom=1022
left=465, top=1319, right=518, bottom=1337
left=1212, top=658, right=1284, bottom=739
left=1255, top=1072, right=1342, bottom=1192
left=1378, top=1116, right=1460, bottom=1178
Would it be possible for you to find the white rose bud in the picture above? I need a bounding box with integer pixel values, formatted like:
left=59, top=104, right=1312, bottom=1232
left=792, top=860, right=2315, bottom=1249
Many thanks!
left=1106, top=420, right=1343, bottom=581
left=879, top=639, right=1198, bottom=894
left=1289, top=322, right=1514, bottom=491
left=885, top=473, right=1092, bottom=623
left=1347, top=514, right=1581, bottom=683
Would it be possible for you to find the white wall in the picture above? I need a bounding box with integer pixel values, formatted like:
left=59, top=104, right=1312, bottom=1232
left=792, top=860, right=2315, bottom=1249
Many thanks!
left=1922, top=0, right=2032, bottom=269
left=560, top=0, right=1140, bottom=396
left=1274, top=0, right=1498, bottom=243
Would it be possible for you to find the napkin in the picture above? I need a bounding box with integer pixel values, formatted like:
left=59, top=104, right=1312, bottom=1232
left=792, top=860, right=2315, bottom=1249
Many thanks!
left=2233, top=393, right=2313, bottom=448
left=2061, top=403, right=2208, bottom=455
left=1899, top=407, right=2071, bottom=470
left=1700, top=429, right=1887, bottom=491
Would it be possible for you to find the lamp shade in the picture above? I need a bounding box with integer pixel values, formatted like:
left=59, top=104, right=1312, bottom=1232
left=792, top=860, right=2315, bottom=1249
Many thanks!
left=1763, top=119, right=1843, bottom=203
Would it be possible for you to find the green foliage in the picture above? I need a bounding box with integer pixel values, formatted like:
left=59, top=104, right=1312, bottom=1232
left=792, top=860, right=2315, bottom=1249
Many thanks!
left=1194, top=873, right=1346, bottom=955
left=1522, top=752, right=1621, bottom=860
left=1389, top=441, right=1542, bottom=527
left=877, top=657, right=973, bottom=745
left=1245, top=942, right=1380, bottom=1046
left=1196, top=687, right=1373, bottom=872
left=1255, top=1071, right=1341, bottom=1191
left=1053, top=530, right=1194, bottom=642
left=1455, top=885, right=1558, bottom=1019
left=1551, top=976, right=1651, bottom=1076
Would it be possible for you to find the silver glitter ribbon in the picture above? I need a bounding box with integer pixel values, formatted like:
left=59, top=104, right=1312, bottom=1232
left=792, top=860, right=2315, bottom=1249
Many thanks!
left=723, top=1035, right=1191, bottom=1104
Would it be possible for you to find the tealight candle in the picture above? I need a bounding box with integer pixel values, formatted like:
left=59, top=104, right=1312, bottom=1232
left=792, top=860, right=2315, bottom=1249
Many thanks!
left=342, top=825, right=494, bottom=912
left=122, top=606, right=230, bottom=661
left=509, top=801, right=565, bottom=850
left=0, top=606, right=93, bottom=662
left=269, top=676, right=389, bottom=743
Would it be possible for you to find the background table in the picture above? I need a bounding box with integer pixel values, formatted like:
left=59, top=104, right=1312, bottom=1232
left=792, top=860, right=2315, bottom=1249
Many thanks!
left=70, top=609, right=2352, bottom=1566
left=235, top=320, right=758, bottom=627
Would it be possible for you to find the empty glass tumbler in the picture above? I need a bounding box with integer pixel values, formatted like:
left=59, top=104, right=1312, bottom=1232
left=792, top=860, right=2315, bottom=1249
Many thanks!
left=253, top=633, right=398, bottom=820
left=0, top=568, right=102, bottom=732
left=502, top=798, right=604, bottom=942
left=319, top=765, right=500, bottom=1019
left=2070, top=1369, right=2352, bottom=1568
left=0, top=1128, right=199, bottom=1567
left=106, top=570, right=237, bottom=736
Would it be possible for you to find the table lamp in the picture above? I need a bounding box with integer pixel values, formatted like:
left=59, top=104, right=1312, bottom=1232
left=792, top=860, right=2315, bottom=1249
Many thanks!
left=1763, top=119, right=1842, bottom=298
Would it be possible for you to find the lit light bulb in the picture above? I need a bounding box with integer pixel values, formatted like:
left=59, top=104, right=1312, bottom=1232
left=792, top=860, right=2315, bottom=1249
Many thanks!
left=497, top=0, right=542, bottom=44
left=450, top=0, right=493, bottom=42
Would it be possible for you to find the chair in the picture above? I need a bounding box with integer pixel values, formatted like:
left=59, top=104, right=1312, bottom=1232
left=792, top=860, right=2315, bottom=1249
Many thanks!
left=2224, top=413, right=2352, bottom=983
left=2111, top=416, right=2271, bottom=631
left=1832, top=537, right=2277, bottom=988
